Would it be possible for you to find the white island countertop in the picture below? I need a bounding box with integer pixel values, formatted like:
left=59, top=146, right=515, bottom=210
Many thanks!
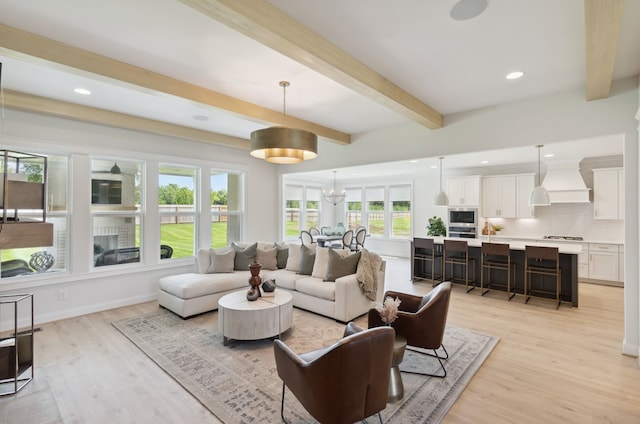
left=430, top=237, right=582, bottom=254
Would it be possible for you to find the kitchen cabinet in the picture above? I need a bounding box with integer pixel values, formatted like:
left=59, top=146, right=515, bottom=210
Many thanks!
left=482, top=176, right=516, bottom=218
left=588, top=243, right=619, bottom=281
left=593, top=168, right=623, bottom=220
left=481, top=174, right=534, bottom=218
left=515, top=174, right=535, bottom=218
left=446, top=176, right=480, bottom=206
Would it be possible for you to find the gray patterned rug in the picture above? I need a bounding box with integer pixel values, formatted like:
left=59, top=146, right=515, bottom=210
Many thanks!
left=112, top=307, right=498, bottom=423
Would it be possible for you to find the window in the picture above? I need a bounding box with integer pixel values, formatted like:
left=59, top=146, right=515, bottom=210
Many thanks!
left=306, top=187, right=321, bottom=230
left=91, top=159, right=143, bottom=267
left=345, top=188, right=362, bottom=230
left=159, top=165, right=197, bottom=259
left=390, top=185, right=411, bottom=237
left=0, top=154, right=69, bottom=278
left=284, top=185, right=303, bottom=238
left=366, top=187, right=385, bottom=236
left=211, top=171, right=243, bottom=248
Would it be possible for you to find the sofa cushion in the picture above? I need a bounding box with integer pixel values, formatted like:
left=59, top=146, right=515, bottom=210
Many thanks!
left=298, top=245, right=316, bottom=275
left=325, top=250, right=361, bottom=282
left=262, top=268, right=305, bottom=290
left=256, top=246, right=278, bottom=270
left=312, top=247, right=349, bottom=279
left=207, top=247, right=235, bottom=273
left=275, top=242, right=289, bottom=269
left=296, top=276, right=336, bottom=301
left=159, top=272, right=249, bottom=299
left=196, top=249, right=211, bottom=274
left=232, top=242, right=257, bottom=271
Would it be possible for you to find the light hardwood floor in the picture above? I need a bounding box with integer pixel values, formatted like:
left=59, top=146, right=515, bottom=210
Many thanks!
left=2, top=256, right=639, bottom=423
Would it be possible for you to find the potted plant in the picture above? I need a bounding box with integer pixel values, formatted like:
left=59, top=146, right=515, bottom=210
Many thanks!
left=426, top=216, right=446, bottom=236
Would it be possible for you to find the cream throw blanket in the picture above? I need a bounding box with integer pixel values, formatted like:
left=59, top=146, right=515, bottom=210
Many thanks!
left=356, top=248, right=382, bottom=301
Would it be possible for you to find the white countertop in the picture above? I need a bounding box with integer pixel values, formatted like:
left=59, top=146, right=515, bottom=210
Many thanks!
left=478, top=235, right=623, bottom=245
left=431, top=237, right=582, bottom=254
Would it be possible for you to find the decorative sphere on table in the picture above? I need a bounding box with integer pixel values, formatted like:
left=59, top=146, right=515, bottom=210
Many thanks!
left=29, top=251, right=55, bottom=272
left=247, top=262, right=262, bottom=301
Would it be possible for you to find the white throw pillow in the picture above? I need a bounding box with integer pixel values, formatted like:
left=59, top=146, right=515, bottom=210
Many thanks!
left=286, top=244, right=303, bottom=272
left=207, top=247, right=235, bottom=273
left=256, top=246, right=278, bottom=270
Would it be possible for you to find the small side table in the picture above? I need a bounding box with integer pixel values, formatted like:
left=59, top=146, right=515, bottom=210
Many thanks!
left=388, top=335, right=407, bottom=402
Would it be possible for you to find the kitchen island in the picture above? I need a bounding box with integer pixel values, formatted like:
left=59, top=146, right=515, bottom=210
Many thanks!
left=412, top=237, right=580, bottom=307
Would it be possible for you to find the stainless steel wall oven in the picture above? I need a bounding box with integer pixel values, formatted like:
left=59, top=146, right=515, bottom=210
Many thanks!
left=448, top=208, right=478, bottom=238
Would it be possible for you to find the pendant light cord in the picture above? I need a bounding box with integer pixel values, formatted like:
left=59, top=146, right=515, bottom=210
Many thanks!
left=280, top=81, right=289, bottom=126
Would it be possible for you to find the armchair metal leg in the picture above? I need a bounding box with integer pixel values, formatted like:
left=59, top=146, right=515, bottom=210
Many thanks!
left=280, top=383, right=291, bottom=424
left=402, top=345, right=448, bottom=378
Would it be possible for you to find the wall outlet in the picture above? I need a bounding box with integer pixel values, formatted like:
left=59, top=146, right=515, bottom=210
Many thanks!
left=58, top=289, right=68, bottom=301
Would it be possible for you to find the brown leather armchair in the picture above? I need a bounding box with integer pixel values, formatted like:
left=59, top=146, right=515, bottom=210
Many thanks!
left=273, top=324, right=395, bottom=424
left=368, top=281, right=452, bottom=378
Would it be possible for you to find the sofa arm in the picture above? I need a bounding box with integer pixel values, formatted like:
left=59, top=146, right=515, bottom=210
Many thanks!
left=333, top=261, right=385, bottom=322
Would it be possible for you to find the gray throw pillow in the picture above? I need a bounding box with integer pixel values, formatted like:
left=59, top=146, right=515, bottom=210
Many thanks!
left=297, top=245, right=316, bottom=276
left=207, top=247, right=235, bottom=273
left=232, top=242, right=257, bottom=271
left=325, top=249, right=361, bottom=282
left=275, top=242, right=289, bottom=269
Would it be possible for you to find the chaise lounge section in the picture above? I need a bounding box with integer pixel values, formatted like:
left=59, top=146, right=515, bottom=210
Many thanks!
left=158, top=242, right=385, bottom=322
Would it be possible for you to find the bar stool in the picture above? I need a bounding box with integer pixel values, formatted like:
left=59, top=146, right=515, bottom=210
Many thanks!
left=480, top=242, right=516, bottom=300
left=443, top=239, right=476, bottom=293
left=524, top=245, right=561, bottom=309
left=412, top=238, right=443, bottom=286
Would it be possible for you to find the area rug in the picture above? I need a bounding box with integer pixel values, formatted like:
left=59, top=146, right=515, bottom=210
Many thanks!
left=112, top=308, right=498, bottom=423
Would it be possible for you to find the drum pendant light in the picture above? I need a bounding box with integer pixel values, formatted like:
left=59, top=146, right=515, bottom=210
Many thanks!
left=250, top=81, right=318, bottom=164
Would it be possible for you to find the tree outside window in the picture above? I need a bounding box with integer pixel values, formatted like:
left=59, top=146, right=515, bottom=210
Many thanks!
left=366, top=187, right=385, bottom=236
left=159, top=165, right=197, bottom=259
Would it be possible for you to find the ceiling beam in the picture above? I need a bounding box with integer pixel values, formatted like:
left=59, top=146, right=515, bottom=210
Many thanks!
left=3, top=89, right=250, bottom=149
left=179, top=0, right=443, bottom=129
left=0, top=23, right=350, bottom=145
left=584, top=0, right=624, bottom=101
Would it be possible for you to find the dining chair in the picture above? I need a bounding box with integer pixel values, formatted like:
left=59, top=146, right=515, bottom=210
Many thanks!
left=299, top=230, right=314, bottom=246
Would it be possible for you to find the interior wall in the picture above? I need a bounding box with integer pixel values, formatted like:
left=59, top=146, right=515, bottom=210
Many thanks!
left=0, top=109, right=280, bottom=325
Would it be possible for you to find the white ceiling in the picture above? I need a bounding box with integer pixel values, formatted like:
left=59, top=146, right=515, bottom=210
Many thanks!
left=0, top=0, right=636, bottom=176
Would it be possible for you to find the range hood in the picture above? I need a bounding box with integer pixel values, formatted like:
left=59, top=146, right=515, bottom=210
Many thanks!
left=541, top=160, right=591, bottom=203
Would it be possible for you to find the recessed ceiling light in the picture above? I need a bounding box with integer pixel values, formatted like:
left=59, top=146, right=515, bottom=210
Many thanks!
left=450, top=0, right=488, bottom=21
left=544, top=153, right=555, bottom=158
left=192, top=115, right=209, bottom=121
left=481, top=160, right=489, bottom=164
left=430, top=165, right=438, bottom=169
left=73, top=88, right=91, bottom=95
left=410, top=159, right=419, bottom=163
left=506, top=71, right=525, bottom=80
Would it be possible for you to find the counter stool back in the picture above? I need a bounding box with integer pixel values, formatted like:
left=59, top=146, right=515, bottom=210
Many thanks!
left=524, top=245, right=561, bottom=309
left=443, top=239, right=476, bottom=293
left=481, top=242, right=516, bottom=300
left=412, top=238, right=443, bottom=286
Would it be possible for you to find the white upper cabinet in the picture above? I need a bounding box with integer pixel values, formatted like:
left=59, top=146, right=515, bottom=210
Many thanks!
left=515, top=174, right=535, bottom=218
left=481, top=174, right=534, bottom=218
left=593, top=168, right=623, bottom=220
left=446, top=176, right=480, bottom=206
left=481, top=176, right=516, bottom=218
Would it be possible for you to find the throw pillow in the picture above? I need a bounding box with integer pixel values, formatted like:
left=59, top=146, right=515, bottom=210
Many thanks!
left=298, top=244, right=316, bottom=276
left=312, top=247, right=349, bottom=279
left=325, top=249, right=361, bottom=282
left=285, top=244, right=302, bottom=272
left=207, top=247, right=235, bottom=273
left=232, top=242, right=257, bottom=271
left=275, top=242, right=289, bottom=269
left=256, top=246, right=278, bottom=270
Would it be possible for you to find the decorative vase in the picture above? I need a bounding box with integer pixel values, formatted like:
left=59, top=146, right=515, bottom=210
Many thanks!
left=247, top=262, right=262, bottom=301
left=29, top=251, right=55, bottom=272
left=335, top=222, right=346, bottom=235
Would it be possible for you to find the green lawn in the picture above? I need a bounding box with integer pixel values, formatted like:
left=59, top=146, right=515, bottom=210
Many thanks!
left=160, top=222, right=229, bottom=258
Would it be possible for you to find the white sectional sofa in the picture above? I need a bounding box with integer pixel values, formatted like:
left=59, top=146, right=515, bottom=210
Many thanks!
left=158, top=242, right=385, bottom=322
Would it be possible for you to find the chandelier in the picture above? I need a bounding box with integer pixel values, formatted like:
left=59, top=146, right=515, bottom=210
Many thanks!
left=323, top=171, right=346, bottom=205
left=250, top=81, right=318, bottom=164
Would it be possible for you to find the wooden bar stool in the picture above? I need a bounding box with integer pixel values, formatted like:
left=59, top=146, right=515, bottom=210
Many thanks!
left=524, top=245, right=561, bottom=309
left=481, top=242, right=516, bottom=300
left=443, top=239, right=476, bottom=293
left=412, top=238, right=443, bottom=286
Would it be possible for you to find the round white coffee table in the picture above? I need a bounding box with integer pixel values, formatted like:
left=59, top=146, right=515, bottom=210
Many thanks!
left=218, top=289, right=294, bottom=345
